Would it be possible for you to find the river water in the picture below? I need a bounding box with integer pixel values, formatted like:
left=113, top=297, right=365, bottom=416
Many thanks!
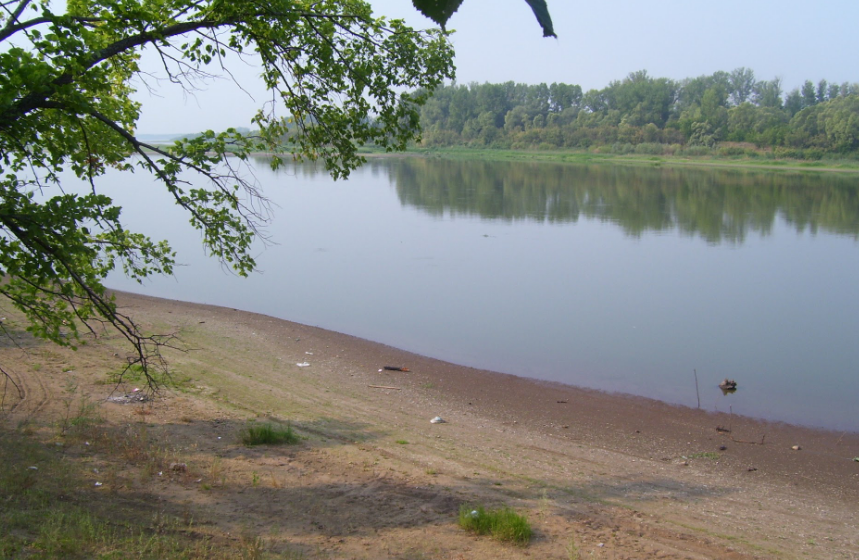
left=66, top=157, right=859, bottom=431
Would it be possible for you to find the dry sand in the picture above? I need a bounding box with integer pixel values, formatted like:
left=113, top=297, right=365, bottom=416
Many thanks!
left=3, top=290, right=858, bottom=559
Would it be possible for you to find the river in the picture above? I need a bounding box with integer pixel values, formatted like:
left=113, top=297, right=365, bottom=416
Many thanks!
left=63, top=156, right=859, bottom=431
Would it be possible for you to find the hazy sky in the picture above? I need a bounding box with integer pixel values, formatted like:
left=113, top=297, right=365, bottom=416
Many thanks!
left=134, top=0, right=859, bottom=134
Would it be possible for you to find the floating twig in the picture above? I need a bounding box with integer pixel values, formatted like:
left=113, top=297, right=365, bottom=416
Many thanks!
left=694, top=369, right=700, bottom=409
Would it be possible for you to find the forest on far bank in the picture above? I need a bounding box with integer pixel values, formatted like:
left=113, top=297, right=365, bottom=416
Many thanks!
left=414, top=69, right=859, bottom=160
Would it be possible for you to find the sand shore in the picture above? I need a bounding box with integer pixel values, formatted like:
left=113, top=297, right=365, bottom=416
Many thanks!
left=4, top=290, right=859, bottom=558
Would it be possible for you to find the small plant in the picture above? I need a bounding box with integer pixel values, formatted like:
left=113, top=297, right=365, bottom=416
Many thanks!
left=241, top=422, right=299, bottom=446
left=110, top=363, right=146, bottom=384
left=239, top=533, right=266, bottom=560
left=251, top=472, right=260, bottom=487
left=395, top=439, right=409, bottom=445
left=57, top=382, right=102, bottom=438
left=207, top=456, right=225, bottom=487
left=688, top=451, right=720, bottom=460
left=458, top=504, right=532, bottom=546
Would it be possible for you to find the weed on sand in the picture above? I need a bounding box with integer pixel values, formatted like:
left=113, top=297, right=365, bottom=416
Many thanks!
left=241, top=422, right=299, bottom=446
left=458, top=504, right=532, bottom=546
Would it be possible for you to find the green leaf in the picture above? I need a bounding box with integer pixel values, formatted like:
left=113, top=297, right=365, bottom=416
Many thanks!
left=411, top=0, right=465, bottom=30
left=411, top=0, right=555, bottom=37
left=524, top=0, right=556, bottom=37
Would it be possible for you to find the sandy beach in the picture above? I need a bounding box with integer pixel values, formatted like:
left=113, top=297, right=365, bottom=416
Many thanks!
left=3, top=290, right=858, bottom=559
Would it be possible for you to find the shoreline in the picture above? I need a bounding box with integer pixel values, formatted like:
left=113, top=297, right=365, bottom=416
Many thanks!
left=115, top=287, right=857, bottom=436
left=360, top=147, right=859, bottom=174
left=117, top=290, right=859, bottom=490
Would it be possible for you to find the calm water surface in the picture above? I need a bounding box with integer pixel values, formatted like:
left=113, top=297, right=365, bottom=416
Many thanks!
left=68, top=158, right=859, bottom=431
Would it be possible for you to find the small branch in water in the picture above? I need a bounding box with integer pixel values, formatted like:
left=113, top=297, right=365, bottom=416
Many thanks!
left=694, top=369, right=700, bottom=409
left=727, top=433, right=766, bottom=445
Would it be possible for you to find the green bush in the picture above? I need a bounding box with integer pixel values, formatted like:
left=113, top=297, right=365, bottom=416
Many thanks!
left=718, top=145, right=747, bottom=157
left=773, top=146, right=805, bottom=159
left=633, top=142, right=665, bottom=155
left=241, top=422, right=299, bottom=446
left=804, top=148, right=824, bottom=160
left=678, top=145, right=714, bottom=157
left=458, top=504, right=532, bottom=546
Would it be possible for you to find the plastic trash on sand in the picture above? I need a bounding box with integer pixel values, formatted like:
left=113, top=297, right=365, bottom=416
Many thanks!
left=430, top=416, right=446, bottom=424
left=296, top=362, right=310, bottom=367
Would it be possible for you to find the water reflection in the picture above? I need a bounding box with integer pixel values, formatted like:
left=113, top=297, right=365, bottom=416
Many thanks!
left=385, top=158, right=859, bottom=244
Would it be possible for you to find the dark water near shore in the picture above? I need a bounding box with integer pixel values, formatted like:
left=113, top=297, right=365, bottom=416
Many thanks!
left=63, top=157, right=859, bottom=431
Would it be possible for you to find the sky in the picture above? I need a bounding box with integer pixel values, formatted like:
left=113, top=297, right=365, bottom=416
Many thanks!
left=134, top=0, right=859, bottom=135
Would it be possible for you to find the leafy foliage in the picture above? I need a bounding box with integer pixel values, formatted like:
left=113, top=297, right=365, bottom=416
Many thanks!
left=0, top=0, right=454, bottom=387
left=412, top=0, right=555, bottom=37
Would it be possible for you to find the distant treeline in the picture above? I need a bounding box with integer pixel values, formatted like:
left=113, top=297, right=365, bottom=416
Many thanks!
left=415, top=69, right=859, bottom=158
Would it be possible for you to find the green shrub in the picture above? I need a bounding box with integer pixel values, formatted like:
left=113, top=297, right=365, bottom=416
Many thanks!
left=241, top=423, right=299, bottom=446
left=458, top=504, right=532, bottom=545
left=773, top=146, right=805, bottom=159
left=804, top=148, right=824, bottom=160
left=679, top=145, right=713, bottom=157
left=718, top=145, right=747, bottom=157
left=633, top=142, right=665, bottom=155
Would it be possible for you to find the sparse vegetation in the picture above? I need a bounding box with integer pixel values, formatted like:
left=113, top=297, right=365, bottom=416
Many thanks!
left=0, top=425, right=247, bottom=558
left=458, top=504, right=533, bottom=545
left=688, top=451, right=721, bottom=460
left=57, top=382, right=102, bottom=438
left=241, top=422, right=299, bottom=446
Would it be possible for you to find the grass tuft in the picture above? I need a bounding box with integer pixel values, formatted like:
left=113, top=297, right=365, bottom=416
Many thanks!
left=241, top=422, right=299, bottom=446
left=458, top=504, right=532, bottom=545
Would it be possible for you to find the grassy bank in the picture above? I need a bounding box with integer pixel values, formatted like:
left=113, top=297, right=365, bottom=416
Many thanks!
left=358, top=145, right=859, bottom=173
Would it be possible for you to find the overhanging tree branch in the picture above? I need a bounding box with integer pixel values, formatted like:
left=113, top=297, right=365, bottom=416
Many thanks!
left=0, top=0, right=455, bottom=391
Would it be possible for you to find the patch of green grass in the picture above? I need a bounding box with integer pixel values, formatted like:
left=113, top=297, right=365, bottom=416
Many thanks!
left=395, top=439, right=409, bottom=445
left=407, top=146, right=859, bottom=174
left=241, top=422, right=299, bottom=446
left=688, top=451, right=720, bottom=460
left=458, top=504, right=532, bottom=546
